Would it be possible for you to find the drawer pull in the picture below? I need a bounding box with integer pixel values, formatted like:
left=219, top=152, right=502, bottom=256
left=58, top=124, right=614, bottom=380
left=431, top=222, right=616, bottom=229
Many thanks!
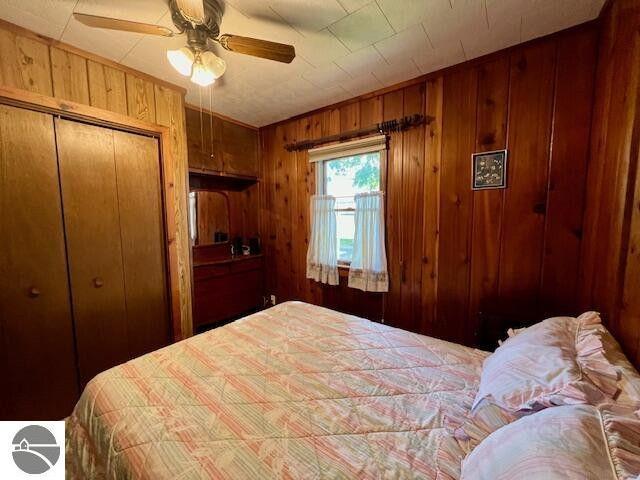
left=93, top=277, right=104, bottom=288
left=28, top=287, right=41, bottom=298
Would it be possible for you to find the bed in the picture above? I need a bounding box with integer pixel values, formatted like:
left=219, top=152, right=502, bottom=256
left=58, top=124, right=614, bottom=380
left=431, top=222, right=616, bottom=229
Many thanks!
left=65, top=301, right=491, bottom=479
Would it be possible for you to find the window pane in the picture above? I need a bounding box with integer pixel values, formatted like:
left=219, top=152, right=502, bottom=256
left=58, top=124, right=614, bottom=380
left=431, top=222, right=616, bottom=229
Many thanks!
left=324, top=151, right=381, bottom=263
left=336, top=210, right=354, bottom=263
left=325, top=152, right=380, bottom=208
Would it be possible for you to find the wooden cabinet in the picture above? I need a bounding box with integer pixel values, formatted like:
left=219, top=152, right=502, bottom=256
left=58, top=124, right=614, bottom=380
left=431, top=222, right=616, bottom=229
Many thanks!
left=186, top=106, right=258, bottom=177
left=193, top=256, right=264, bottom=329
left=1, top=106, right=171, bottom=418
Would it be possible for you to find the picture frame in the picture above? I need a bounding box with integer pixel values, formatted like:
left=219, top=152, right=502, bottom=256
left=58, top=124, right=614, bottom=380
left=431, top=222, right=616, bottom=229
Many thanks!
left=472, top=149, right=508, bottom=190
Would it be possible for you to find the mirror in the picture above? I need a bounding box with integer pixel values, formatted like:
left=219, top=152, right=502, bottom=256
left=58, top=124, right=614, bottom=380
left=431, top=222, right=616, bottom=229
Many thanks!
left=189, top=190, right=230, bottom=246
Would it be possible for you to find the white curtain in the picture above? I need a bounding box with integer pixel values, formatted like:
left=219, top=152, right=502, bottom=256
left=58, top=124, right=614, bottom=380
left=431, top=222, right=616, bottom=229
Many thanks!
left=348, top=191, right=389, bottom=292
left=306, top=195, right=339, bottom=285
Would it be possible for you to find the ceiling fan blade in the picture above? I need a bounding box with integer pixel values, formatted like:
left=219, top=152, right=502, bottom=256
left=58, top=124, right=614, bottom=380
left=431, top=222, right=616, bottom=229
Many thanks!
left=175, top=0, right=206, bottom=24
left=73, top=13, right=175, bottom=37
left=218, top=34, right=295, bottom=63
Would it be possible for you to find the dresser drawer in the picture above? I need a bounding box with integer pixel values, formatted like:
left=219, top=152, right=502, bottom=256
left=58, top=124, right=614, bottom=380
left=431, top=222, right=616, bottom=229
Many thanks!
left=230, top=257, right=263, bottom=274
left=193, top=264, right=231, bottom=280
left=193, top=257, right=264, bottom=329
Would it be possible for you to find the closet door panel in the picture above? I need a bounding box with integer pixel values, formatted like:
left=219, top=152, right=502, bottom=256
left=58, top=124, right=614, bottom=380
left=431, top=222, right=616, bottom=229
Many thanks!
left=113, top=131, right=169, bottom=358
left=55, top=119, right=128, bottom=385
left=0, top=105, right=78, bottom=419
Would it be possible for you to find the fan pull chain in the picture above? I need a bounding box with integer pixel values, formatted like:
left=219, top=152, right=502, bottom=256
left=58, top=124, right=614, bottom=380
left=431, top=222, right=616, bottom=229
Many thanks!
left=209, top=84, right=214, bottom=163
left=198, top=86, right=204, bottom=154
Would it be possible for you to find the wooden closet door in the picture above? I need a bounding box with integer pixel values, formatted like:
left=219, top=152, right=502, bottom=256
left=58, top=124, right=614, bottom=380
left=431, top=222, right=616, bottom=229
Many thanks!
left=113, top=130, right=169, bottom=358
left=55, top=119, right=129, bottom=386
left=0, top=105, right=78, bottom=419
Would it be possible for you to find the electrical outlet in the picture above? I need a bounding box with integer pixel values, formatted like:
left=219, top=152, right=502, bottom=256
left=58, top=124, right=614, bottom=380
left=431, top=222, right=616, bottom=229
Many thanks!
left=270, top=295, right=276, bottom=306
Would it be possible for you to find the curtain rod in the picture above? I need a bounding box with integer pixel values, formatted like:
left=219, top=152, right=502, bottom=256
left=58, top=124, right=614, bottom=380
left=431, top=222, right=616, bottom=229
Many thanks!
left=284, top=113, right=433, bottom=152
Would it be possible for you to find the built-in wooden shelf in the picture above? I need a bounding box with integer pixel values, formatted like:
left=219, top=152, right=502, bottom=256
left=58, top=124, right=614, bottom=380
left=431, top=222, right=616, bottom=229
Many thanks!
left=193, top=253, right=263, bottom=268
left=189, top=168, right=259, bottom=191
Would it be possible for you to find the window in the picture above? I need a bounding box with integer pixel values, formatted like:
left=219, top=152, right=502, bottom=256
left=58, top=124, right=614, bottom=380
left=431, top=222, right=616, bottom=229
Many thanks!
left=312, top=135, right=385, bottom=265
left=322, top=153, right=381, bottom=263
left=188, top=191, right=197, bottom=244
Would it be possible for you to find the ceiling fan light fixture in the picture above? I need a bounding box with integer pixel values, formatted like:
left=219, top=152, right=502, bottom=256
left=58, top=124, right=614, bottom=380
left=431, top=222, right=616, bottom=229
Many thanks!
left=200, top=50, right=227, bottom=79
left=191, top=57, right=216, bottom=86
left=167, top=47, right=195, bottom=76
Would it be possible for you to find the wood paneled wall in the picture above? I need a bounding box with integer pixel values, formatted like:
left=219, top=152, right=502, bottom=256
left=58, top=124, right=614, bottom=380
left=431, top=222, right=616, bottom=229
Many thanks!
left=0, top=20, right=194, bottom=337
left=580, top=0, right=640, bottom=365
left=260, top=24, right=598, bottom=347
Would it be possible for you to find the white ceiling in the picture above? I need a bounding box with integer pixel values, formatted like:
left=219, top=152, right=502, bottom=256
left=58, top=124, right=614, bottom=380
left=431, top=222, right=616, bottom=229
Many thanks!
left=0, top=0, right=604, bottom=127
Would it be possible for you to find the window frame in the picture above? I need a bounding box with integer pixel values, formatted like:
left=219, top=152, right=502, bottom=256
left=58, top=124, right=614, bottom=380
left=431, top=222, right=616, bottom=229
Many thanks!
left=315, top=145, right=387, bottom=267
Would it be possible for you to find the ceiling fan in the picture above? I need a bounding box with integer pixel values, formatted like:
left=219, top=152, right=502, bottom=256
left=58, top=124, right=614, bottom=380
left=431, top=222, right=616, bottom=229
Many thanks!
left=73, top=0, right=296, bottom=87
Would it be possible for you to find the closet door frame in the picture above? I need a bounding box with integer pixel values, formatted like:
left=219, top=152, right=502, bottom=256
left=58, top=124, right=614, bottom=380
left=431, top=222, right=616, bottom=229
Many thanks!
left=0, top=85, right=185, bottom=340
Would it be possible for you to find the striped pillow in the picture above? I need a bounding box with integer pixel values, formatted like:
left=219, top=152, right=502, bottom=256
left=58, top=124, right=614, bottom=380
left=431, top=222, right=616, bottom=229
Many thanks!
left=473, top=312, right=620, bottom=413
left=460, top=404, right=640, bottom=480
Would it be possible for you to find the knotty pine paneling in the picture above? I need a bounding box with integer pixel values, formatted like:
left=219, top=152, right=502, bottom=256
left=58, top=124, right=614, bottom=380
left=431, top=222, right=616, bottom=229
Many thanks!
left=437, top=67, right=477, bottom=344
left=0, top=28, right=52, bottom=95
left=467, top=57, right=509, bottom=343
left=580, top=0, right=640, bottom=366
left=420, top=77, right=443, bottom=334
left=542, top=28, right=597, bottom=317
left=50, top=47, right=90, bottom=104
left=87, top=61, right=127, bottom=115
left=382, top=89, right=404, bottom=325
left=0, top=19, right=193, bottom=338
left=497, top=40, right=556, bottom=314
left=260, top=24, right=599, bottom=349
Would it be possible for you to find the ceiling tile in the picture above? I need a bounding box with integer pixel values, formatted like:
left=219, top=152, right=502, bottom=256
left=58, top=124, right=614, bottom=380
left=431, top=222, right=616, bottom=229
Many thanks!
left=422, top=0, right=484, bottom=51
left=521, top=0, right=600, bottom=42
left=414, top=39, right=465, bottom=75
left=75, top=0, right=168, bottom=24
left=269, top=0, right=347, bottom=33
left=0, top=0, right=76, bottom=39
left=281, top=76, right=318, bottom=95
left=486, top=0, right=523, bottom=43
left=313, top=84, right=352, bottom=105
left=462, top=1, right=520, bottom=60
left=334, top=45, right=387, bottom=77
left=336, top=0, right=371, bottom=14
left=66, top=0, right=169, bottom=61
left=222, top=0, right=279, bottom=21
left=341, top=72, right=383, bottom=96
left=328, top=3, right=395, bottom=52
left=295, top=29, right=350, bottom=67
left=303, top=62, right=350, bottom=88
left=63, top=21, right=142, bottom=62
left=0, top=0, right=605, bottom=127
left=377, top=0, right=448, bottom=33
left=374, top=23, right=431, bottom=64
left=373, top=58, right=420, bottom=86
left=220, top=4, right=301, bottom=45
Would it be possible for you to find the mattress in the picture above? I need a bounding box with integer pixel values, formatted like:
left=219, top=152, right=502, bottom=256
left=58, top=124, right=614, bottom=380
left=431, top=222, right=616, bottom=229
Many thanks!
left=66, top=301, right=488, bottom=479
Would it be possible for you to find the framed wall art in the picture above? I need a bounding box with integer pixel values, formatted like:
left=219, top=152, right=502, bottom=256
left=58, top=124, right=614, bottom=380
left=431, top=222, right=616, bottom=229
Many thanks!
left=472, top=149, right=508, bottom=190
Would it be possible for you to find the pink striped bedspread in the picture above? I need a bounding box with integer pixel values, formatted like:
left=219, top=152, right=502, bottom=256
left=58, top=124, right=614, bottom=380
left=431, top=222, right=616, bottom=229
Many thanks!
left=65, top=301, right=487, bottom=479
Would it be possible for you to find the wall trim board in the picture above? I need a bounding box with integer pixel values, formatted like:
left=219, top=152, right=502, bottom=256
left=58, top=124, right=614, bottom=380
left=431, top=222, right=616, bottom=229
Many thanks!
left=261, top=20, right=599, bottom=130
left=185, top=104, right=258, bottom=130
left=0, top=85, right=185, bottom=341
